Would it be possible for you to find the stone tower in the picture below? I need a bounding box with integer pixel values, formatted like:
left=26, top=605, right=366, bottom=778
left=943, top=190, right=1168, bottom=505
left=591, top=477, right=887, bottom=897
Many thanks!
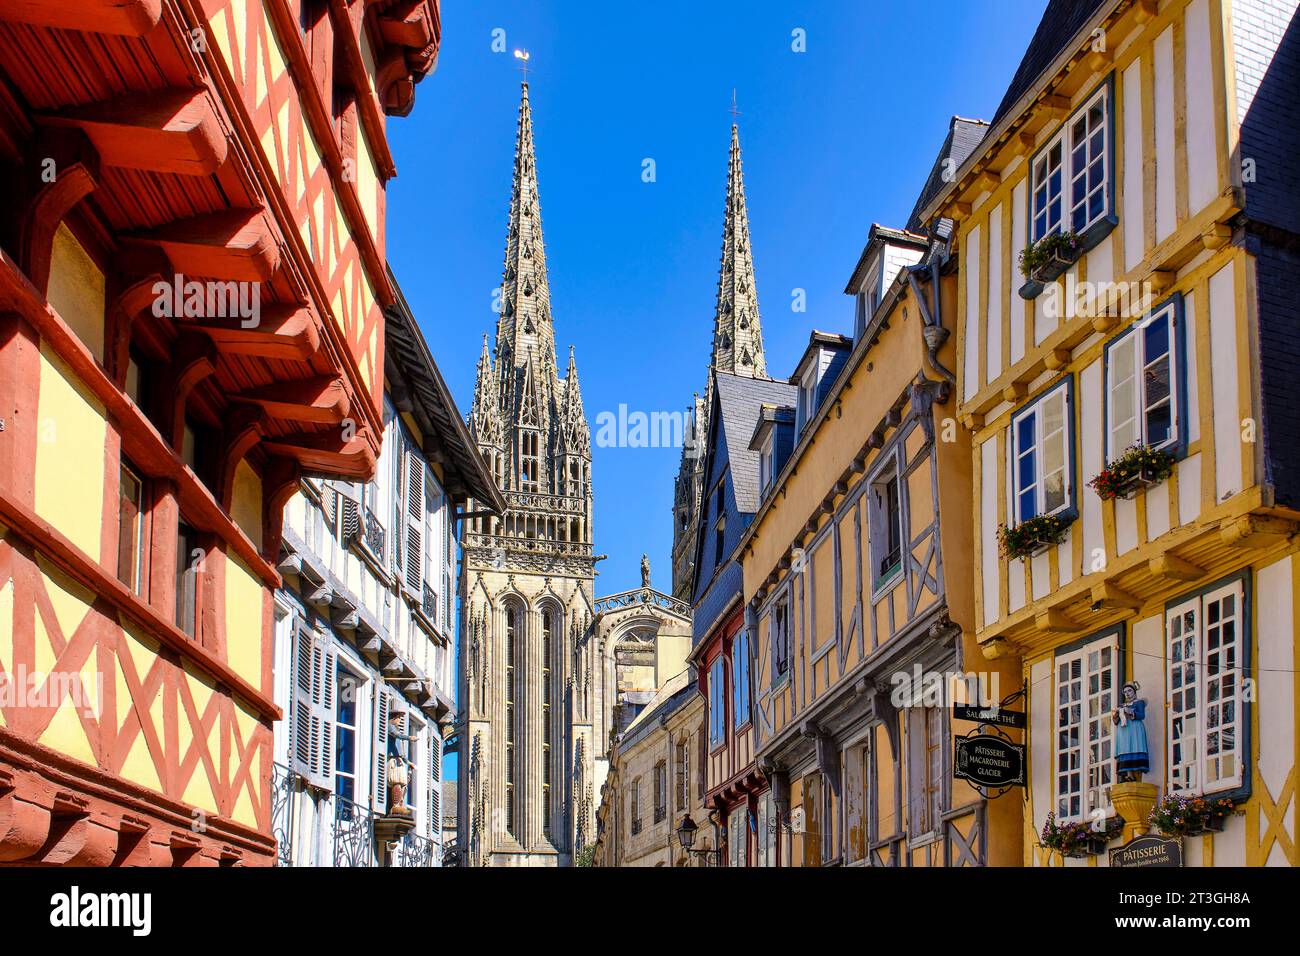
left=458, top=83, right=597, bottom=867
left=671, top=123, right=768, bottom=601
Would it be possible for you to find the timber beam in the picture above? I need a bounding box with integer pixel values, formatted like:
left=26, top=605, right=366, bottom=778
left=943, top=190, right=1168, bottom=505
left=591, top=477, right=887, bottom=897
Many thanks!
left=127, top=208, right=281, bottom=283
left=233, top=375, right=351, bottom=425
left=188, top=304, right=321, bottom=362
left=0, top=0, right=161, bottom=36
left=260, top=427, right=378, bottom=479
left=36, top=88, right=226, bottom=177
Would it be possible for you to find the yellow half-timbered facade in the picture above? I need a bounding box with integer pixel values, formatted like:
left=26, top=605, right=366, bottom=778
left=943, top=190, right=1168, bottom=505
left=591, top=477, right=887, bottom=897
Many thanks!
left=738, top=220, right=1022, bottom=867
left=920, top=0, right=1299, bottom=866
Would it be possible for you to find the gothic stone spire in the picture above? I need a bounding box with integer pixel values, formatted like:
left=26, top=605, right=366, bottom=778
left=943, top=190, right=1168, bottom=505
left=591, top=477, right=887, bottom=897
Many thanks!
left=711, top=123, right=766, bottom=379
left=497, top=82, right=557, bottom=380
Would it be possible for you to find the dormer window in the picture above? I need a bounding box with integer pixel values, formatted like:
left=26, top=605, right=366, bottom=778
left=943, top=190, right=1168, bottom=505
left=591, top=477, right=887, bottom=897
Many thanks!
left=759, top=434, right=775, bottom=493
left=797, top=365, right=817, bottom=433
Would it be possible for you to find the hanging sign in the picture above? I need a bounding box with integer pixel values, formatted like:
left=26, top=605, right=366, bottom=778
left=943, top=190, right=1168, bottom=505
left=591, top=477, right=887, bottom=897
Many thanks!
left=953, top=703, right=1026, bottom=729
left=1110, top=834, right=1183, bottom=868
left=953, top=734, right=1026, bottom=789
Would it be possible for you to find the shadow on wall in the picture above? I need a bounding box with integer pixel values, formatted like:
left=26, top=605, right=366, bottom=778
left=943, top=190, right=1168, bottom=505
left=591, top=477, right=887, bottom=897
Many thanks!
left=1237, top=3, right=1300, bottom=507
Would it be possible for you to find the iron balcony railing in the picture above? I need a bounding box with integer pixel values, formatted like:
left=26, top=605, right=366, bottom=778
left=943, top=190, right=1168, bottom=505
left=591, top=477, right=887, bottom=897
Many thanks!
left=392, top=830, right=435, bottom=868
left=331, top=792, right=375, bottom=868
left=271, top=761, right=296, bottom=867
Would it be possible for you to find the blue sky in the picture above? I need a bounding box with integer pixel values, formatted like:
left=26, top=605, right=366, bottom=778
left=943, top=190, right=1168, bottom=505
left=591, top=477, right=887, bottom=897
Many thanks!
left=388, top=1, right=1044, bottom=613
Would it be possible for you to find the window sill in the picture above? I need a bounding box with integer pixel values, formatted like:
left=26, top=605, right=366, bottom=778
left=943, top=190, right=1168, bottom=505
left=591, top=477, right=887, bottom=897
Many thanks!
left=870, top=568, right=904, bottom=602
left=1018, top=215, right=1118, bottom=300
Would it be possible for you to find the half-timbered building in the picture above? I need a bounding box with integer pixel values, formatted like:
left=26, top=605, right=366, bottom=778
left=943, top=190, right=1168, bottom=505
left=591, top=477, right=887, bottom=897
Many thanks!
left=738, top=197, right=1024, bottom=865
left=0, top=0, right=441, bottom=865
left=688, top=369, right=796, bottom=866
left=918, top=0, right=1300, bottom=866
left=270, top=270, right=502, bottom=867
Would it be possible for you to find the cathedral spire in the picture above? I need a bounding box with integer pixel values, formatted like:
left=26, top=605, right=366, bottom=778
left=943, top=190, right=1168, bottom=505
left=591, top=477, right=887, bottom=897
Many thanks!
left=710, top=123, right=766, bottom=379
left=497, top=82, right=557, bottom=376
left=469, top=334, right=502, bottom=448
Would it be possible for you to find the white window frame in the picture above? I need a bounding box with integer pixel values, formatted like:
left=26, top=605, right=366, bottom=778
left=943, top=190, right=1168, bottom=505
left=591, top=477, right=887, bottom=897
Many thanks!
left=868, top=445, right=906, bottom=593
left=906, top=705, right=946, bottom=842
left=1009, top=381, right=1073, bottom=524
left=708, top=655, right=727, bottom=749
left=1105, top=299, right=1180, bottom=458
left=796, top=365, right=817, bottom=433
left=1053, top=630, right=1119, bottom=823
left=732, top=630, right=750, bottom=729
left=727, top=805, right=747, bottom=868
left=770, top=593, right=791, bottom=683
left=1031, top=81, right=1111, bottom=242
left=1167, top=578, right=1246, bottom=797
left=759, top=433, right=774, bottom=493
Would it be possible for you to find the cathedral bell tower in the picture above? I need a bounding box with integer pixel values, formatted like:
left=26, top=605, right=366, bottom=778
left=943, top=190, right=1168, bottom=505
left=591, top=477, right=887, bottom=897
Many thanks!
left=458, top=83, right=598, bottom=867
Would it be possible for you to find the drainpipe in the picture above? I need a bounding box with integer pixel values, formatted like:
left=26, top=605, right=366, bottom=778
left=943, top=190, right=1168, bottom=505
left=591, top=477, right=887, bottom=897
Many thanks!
left=905, top=231, right=958, bottom=390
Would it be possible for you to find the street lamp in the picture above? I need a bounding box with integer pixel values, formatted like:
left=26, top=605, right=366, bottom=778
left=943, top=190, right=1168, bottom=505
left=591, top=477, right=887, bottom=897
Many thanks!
left=676, top=813, right=722, bottom=866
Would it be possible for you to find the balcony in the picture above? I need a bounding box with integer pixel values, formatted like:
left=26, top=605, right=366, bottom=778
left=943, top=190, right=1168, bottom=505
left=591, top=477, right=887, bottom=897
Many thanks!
left=391, top=831, right=436, bottom=868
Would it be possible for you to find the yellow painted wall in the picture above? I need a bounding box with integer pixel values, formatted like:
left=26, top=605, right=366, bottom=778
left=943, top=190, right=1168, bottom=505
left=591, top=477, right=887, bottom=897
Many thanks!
left=225, top=553, right=264, bottom=686
left=230, top=459, right=264, bottom=552
left=46, top=223, right=105, bottom=363
left=34, top=344, right=105, bottom=560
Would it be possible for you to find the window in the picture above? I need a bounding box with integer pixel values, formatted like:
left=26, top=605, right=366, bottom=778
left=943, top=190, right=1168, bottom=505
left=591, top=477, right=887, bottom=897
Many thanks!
left=759, top=435, right=774, bottom=492
left=1031, top=82, right=1110, bottom=242
left=712, top=481, right=726, bottom=568
left=653, top=761, right=667, bottom=823
left=732, top=630, right=750, bottom=728
left=802, top=772, right=824, bottom=866
left=1106, top=299, right=1181, bottom=457
left=771, top=596, right=790, bottom=681
left=908, top=707, right=945, bottom=837
left=505, top=606, right=518, bottom=837
left=519, top=429, right=540, bottom=492
left=675, top=738, right=690, bottom=810
left=630, top=780, right=641, bottom=835
left=869, top=449, right=905, bottom=588
left=1054, top=632, right=1118, bottom=822
left=175, top=522, right=200, bottom=637
left=542, top=611, right=553, bottom=837
left=1010, top=382, right=1073, bottom=523
left=796, top=366, right=816, bottom=432
left=708, top=656, right=727, bottom=748
left=1167, top=578, right=1246, bottom=796
left=335, top=665, right=358, bottom=804
left=757, top=791, right=775, bottom=867
left=117, top=462, right=145, bottom=594
left=727, top=805, right=747, bottom=867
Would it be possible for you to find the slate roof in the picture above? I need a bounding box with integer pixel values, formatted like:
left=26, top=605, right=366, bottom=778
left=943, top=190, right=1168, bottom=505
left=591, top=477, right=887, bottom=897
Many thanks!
left=989, top=0, right=1112, bottom=130
left=713, top=371, right=799, bottom=514
left=905, top=116, right=990, bottom=233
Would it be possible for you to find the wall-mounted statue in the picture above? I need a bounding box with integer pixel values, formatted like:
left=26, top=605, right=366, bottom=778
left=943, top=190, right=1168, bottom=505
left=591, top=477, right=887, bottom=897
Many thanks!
left=1113, top=681, right=1149, bottom=781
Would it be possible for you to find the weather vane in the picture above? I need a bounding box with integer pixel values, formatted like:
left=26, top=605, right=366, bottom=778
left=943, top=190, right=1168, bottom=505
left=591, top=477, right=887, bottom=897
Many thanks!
left=729, top=88, right=742, bottom=121
left=514, top=48, right=531, bottom=82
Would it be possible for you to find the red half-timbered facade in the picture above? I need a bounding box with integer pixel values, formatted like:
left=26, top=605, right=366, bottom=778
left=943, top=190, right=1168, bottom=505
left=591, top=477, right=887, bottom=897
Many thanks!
left=0, top=0, right=439, bottom=866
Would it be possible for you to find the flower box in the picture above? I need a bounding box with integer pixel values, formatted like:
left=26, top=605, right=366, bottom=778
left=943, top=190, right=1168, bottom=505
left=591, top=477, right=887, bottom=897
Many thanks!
left=1203, top=815, right=1227, bottom=833
left=1089, top=445, right=1176, bottom=501
left=1149, top=793, right=1235, bottom=837
left=997, top=513, right=1070, bottom=561
left=1017, top=232, right=1083, bottom=299
left=1041, top=812, right=1123, bottom=858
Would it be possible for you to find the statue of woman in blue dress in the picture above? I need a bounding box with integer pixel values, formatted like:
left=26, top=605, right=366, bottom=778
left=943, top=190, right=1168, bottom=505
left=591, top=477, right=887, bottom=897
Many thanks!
left=1112, top=681, right=1149, bottom=781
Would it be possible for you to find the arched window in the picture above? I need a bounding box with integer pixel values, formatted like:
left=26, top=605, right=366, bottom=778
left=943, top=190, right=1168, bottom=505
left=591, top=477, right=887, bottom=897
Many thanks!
left=541, top=608, right=554, bottom=838
left=505, top=605, right=518, bottom=838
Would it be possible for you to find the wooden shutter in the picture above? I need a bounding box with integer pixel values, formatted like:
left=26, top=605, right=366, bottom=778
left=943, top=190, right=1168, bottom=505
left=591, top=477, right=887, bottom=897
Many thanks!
left=906, top=707, right=925, bottom=834
left=337, top=481, right=361, bottom=544
left=405, top=450, right=424, bottom=593
left=317, top=644, right=336, bottom=793
left=374, top=690, right=390, bottom=811
left=291, top=626, right=315, bottom=780
left=428, top=734, right=440, bottom=831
